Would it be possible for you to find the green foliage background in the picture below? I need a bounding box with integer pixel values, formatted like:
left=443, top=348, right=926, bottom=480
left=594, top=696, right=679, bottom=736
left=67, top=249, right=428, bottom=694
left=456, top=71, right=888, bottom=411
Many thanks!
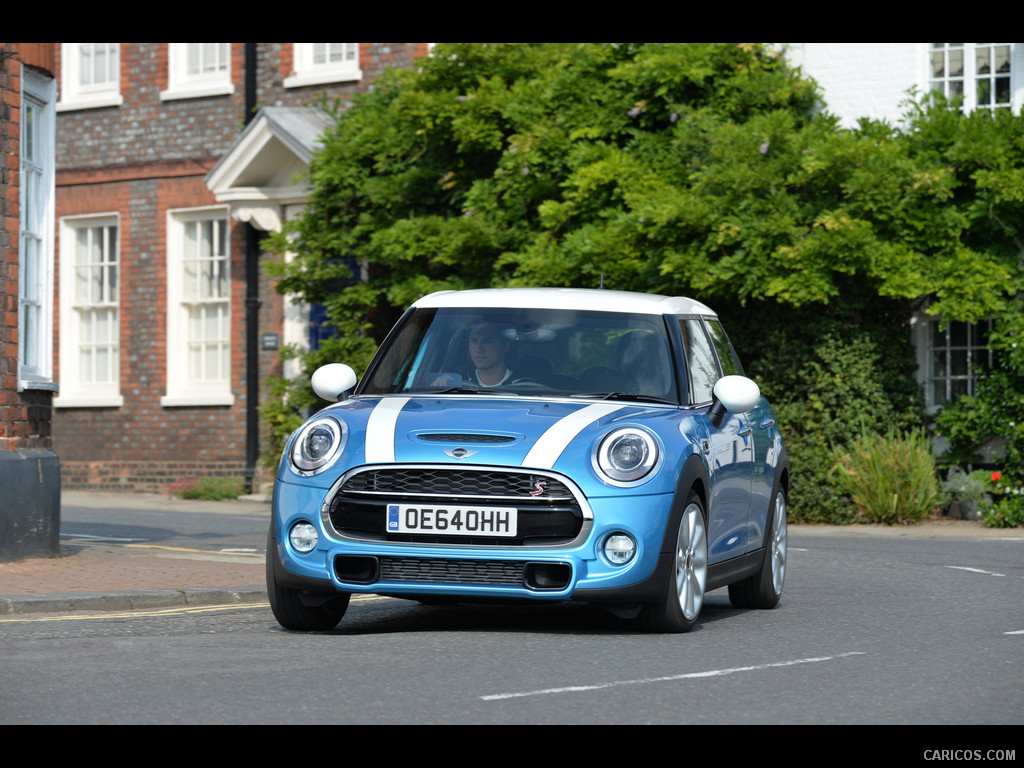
left=264, top=43, right=1024, bottom=523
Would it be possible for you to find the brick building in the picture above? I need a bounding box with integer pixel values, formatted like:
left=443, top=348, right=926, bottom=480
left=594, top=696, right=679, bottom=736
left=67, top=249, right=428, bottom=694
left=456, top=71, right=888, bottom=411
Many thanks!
left=1, top=43, right=60, bottom=560
left=52, top=43, right=429, bottom=493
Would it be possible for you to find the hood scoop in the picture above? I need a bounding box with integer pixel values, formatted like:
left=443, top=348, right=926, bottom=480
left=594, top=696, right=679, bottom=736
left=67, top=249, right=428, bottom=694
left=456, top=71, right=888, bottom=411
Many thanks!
left=416, top=433, right=516, bottom=444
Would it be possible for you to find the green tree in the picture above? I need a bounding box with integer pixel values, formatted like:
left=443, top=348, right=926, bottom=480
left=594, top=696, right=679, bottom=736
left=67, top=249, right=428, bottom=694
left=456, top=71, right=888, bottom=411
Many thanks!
left=906, top=103, right=1024, bottom=497
left=264, top=43, right=1024, bottom=522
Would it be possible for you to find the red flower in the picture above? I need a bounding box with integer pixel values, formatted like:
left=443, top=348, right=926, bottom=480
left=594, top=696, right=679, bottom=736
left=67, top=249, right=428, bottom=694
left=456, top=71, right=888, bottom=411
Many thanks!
left=991, top=471, right=1002, bottom=483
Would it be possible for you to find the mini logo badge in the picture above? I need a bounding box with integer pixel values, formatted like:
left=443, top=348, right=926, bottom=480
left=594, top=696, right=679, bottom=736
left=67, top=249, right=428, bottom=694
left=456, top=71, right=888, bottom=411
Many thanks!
left=443, top=447, right=478, bottom=459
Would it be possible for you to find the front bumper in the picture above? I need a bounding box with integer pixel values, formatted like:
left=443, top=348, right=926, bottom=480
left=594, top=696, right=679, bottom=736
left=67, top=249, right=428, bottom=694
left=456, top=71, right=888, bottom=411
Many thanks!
left=272, top=475, right=673, bottom=603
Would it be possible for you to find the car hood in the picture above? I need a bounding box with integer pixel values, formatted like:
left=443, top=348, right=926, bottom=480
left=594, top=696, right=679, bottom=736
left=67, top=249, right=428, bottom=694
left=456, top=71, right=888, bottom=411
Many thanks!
left=305, top=395, right=694, bottom=488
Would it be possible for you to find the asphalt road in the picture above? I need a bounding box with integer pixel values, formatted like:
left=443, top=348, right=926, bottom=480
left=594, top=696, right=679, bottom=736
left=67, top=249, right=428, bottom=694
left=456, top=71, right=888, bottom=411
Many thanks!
left=1, top=520, right=1021, bottom=727
left=58, top=491, right=271, bottom=552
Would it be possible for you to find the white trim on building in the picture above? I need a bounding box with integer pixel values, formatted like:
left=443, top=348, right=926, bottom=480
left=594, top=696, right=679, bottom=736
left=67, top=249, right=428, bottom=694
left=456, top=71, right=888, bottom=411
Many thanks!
left=54, top=213, right=124, bottom=408
left=19, top=67, right=57, bottom=392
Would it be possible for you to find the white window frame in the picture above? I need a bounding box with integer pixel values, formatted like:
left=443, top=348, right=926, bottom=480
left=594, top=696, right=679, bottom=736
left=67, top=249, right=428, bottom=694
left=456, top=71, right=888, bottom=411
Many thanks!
left=284, top=43, right=361, bottom=88
left=18, top=68, right=57, bottom=392
left=912, top=311, right=994, bottom=414
left=57, top=43, right=123, bottom=111
left=927, top=43, right=1021, bottom=113
left=162, top=207, right=235, bottom=407
left=160, top=43, right=234, bottom=101
left=54, top=214, right=123, bottom=408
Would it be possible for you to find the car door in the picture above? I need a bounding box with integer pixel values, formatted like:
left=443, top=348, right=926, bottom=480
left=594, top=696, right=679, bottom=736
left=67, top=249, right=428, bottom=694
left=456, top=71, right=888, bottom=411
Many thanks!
left=678, top=317, right=753, bottom=562
left=702, top=317, right=773, bottom=551
left=703, top=317, right=776, bottom=552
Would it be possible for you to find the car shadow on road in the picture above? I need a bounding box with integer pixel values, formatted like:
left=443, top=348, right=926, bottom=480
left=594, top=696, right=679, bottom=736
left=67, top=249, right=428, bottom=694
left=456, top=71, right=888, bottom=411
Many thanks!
left=293, top=590, right=747, bottom=636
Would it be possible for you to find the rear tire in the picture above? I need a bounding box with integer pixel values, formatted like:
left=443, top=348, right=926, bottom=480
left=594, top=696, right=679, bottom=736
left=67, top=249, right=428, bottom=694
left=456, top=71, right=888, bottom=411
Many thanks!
left=267, top=529, right=349, bottom=631
left=641, top=492, right=708, bottom=633
left=728, top=488, right=787, bottom=609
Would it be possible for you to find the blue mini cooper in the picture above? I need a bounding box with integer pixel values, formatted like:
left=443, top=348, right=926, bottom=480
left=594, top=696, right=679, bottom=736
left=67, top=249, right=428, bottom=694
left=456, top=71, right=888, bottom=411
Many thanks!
left=268, top=288, right=789, bottom=632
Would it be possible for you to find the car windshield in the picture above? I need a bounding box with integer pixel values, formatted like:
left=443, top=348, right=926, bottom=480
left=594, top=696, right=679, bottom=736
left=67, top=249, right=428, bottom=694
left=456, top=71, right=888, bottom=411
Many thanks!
left=360, top=306, right=681, bottom=404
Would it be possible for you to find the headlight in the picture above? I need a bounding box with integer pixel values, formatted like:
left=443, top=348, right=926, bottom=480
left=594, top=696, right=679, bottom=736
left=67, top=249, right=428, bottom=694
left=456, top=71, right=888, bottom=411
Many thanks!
left=594, top=426, right=660, bottom=485
left=290, top=416, right=345, bottom=474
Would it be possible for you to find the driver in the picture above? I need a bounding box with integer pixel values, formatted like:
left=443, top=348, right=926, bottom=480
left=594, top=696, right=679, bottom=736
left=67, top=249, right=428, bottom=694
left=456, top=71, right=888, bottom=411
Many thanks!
left=430, top=321, right=517, bottom=388
left=467, top=322, right=514, bottom=387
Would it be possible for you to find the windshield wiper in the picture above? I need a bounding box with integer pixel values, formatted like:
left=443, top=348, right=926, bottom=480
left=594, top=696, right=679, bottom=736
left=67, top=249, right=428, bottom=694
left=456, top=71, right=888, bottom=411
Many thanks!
left=421, top=386, right=520, bottom=396
left=570, top=392, right=675, bottom=405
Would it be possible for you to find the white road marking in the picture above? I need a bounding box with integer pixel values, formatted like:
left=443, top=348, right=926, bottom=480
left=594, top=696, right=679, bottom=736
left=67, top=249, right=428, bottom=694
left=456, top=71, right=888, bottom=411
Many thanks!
left=60, top=533, right=148, bottom=543
left=123, top=544, right=262, bottom=559
left=945, top=565, right=1007, bottom=577
left=480, top=651, right=867, bottom=701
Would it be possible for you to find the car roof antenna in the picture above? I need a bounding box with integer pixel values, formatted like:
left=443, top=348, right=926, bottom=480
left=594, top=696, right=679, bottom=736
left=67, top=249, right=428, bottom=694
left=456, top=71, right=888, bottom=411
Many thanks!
left=599, top=273, right=604, bottom=289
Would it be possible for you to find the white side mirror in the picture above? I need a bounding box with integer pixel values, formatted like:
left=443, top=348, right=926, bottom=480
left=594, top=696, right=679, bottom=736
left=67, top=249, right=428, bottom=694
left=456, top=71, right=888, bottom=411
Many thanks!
left=713, top=375, right=761, bottom=414
left=311, top=363, right=358, bottom=402
left=707, top=375, right=760, bottom=428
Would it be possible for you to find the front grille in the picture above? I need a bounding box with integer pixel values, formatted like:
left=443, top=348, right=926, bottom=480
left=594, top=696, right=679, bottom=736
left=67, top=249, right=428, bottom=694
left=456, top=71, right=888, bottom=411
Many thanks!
left=342, top=467, right=573, bottom=500
left=325, top=466, right=587, bottom=547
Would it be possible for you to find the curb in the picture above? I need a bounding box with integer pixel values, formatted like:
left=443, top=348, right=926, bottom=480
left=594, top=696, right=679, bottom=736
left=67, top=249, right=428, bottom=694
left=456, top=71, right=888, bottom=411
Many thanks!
left=0, top=586, right=268, bottom=616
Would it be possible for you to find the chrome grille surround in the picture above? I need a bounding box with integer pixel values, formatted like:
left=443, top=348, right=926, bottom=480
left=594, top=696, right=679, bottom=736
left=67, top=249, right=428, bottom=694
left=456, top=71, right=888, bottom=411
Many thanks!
left=321, top=464, right=592, bottom=549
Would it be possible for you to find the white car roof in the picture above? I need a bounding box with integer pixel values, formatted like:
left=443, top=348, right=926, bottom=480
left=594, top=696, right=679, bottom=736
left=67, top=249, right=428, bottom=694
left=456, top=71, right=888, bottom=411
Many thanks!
left=412, top=288, right=716, bottom=316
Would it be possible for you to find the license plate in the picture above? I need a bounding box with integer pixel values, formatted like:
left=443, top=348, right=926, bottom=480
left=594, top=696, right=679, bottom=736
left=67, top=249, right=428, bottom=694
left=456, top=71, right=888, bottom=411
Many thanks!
left=387, top=503, right=518, bottom=537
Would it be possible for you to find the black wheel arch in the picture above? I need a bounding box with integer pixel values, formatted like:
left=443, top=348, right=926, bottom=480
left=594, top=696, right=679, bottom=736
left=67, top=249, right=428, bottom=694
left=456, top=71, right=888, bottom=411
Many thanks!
left=762, top=443, right=790, bottom=549
left=658, top=452, right=710, bottom=555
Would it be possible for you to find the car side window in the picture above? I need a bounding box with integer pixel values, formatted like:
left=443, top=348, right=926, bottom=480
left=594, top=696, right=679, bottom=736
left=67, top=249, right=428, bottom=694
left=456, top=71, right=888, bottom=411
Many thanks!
left=678, top=318, right=717, bottom=404
left=704, top=318, right=744, bottom=377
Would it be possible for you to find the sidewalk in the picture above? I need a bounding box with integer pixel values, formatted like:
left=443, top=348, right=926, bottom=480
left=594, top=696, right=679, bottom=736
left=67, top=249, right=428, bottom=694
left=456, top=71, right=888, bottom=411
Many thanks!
left=0, top=490, right=270, bottom=615
left=1, top=491, right=1021, bottom=616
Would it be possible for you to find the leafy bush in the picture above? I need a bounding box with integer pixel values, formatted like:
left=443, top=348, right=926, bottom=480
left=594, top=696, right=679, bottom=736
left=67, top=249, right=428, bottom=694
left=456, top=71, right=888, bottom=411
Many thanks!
left=833, top=429, right=943, bottom=525
left=984, top=494, right=1024, bottom=528
left=169, top=476, right=246, bottom=501
left=721, top=300, right=924, bottom=524
left=935, top=303, right=1024, bottom=490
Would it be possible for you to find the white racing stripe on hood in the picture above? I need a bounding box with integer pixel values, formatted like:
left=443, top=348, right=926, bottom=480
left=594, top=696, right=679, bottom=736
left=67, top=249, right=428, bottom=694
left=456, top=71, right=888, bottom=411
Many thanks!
left=523, top=403, right=625, bottom=469
left=364, top=397, right=410, bottom=463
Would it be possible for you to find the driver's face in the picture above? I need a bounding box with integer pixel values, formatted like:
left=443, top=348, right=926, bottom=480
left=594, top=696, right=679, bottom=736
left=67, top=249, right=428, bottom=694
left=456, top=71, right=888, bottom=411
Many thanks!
left=469, top=326, right=507, bottom=372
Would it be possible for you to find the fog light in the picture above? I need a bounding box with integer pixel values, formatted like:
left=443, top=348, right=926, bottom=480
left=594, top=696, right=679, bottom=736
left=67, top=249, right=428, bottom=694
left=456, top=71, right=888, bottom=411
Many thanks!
left=289, top=522, right=319, bottom=553
left=604, top=533, right=636, bottom=565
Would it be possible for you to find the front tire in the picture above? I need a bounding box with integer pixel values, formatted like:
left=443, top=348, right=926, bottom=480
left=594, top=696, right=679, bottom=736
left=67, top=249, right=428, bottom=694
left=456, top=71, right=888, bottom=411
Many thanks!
left=641, top=492, right=708, bottom=633
left=728, top=488, right=787, bottom=609
left=267, top=529, right=350, bottom=631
